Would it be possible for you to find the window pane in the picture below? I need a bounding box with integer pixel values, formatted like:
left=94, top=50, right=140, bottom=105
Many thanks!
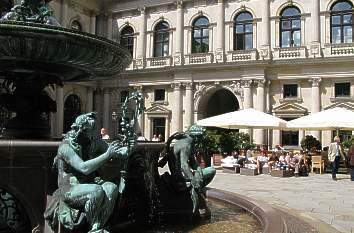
left=282, top=20, right=291, bottom=30
left=344, top=26, right=353, bottom=43
left=163, top=33, right=169, bottom=42
left=332, top=15, right=341, bottom=25
left=236, top=34, right=244, bottom=50
left=202, top=38, right=209, bottom=52
left=163, top=43, right=169, bottom=56
left=245, top=24, right=253, bottom=33
left=194, top=29, right=201, bottom=38
left=245, top=34, right=253, bottom=49
left=236, top=12, right=253, bottom=21
left=203, top=29, right=209, bottom=37
left=335, top=83, right=350, bottom=97
left=281, top=31, right=291, bottom=47
left=293, top=30, right=301, bottom=47
left=292, top=19, right=301, bottom=29
left=343, top=14, right=352, bottom=24
left=282, top=7, right=300, bottom=17
left=154, top=89, right=165, bottom=101
left=194, top=17, right=209, bottom=26
left=284, top=84, right=298, bottom=98
left=236, top=25, right=244, bottom=33
left=154, top=43, right=162, bottom=57
left=156, top=33, right=164, bottom=42
left=332, top=27, right=342, bottom=43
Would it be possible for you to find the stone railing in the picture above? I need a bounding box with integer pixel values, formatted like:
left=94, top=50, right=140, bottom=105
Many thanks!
left=273, top=46, right=307, bottom=60
left=146, top=56, right=172, bottom=68
left=184, top=53, right=214, bottom=65
left=226, top=49, right=258, bottom=62
left=324, top=43, right=354, bottom=57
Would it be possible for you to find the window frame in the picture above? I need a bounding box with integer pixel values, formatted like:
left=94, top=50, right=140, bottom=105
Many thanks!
left=120, top=26, right=135, bottom=56
left=154, top=89, right=166, bottom=102
left=279, top=6, right=301, bottom=48
left=334, top=82, right=351, bottom=97
left=234, top=11, right=254, bottom=50
left=283, top=84, right=299, bottom=99
left=192, top=16, right=210, bottom=54
left=153, top=21, right=170, bottom=57
left=330, top=0, right=354, bottom=44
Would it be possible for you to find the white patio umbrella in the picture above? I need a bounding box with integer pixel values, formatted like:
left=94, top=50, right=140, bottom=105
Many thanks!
left=286, top=107, right=354, bottom=131
left=196, top=108, right=287, bottom=130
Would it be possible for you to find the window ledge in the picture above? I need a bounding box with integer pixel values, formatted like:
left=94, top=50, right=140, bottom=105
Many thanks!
left=330, top=97, right=354, bottom=102
left=279, top=98, right=303, bottom=103
left=152, top=101, right=169, bottom=106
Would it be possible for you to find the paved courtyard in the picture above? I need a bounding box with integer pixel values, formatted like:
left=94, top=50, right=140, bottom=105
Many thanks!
left=209, top=170, right=354, bottom=233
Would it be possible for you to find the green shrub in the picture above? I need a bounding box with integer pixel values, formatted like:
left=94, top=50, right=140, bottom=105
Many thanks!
left=300, top=135, right=321, bottom=151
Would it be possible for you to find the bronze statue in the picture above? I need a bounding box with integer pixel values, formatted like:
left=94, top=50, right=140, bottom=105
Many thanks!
left=1, top=0, right=60, bottom=26
left=158, top=125, right=216, bottom=216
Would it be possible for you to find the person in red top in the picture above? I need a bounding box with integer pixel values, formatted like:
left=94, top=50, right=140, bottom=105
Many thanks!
left=348, top=142, right=354, bottom=181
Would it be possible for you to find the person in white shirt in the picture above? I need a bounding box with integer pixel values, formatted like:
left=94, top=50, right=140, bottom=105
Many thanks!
left=151, top=134, right=159, bottom=142
left=100, top=128, right=110, bottom=140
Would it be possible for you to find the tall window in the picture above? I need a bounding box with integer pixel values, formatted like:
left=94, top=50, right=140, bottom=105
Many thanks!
left=154, top=21, right=170, bottom=57
left=120, top=26, right=134, bottom=56
left=71, top=20, right=82, bottom=31
left=154, top=89, right=165, bottom=101
left=280, top=7, right=301, bottom=47
left=335, top=82, right=351, bottom=97
left=283, top=84, right=298, bottom=98
left=153, top=118, right=166, bottom=140
left=64, top=94, right=81, bottom=133
left=282, top=117, right=299, bottom=146
left=331, top=0, right=353, bottom=44
left=234, top=12, right=253, bottom=50
left=192, top=16, right=210, bottom=53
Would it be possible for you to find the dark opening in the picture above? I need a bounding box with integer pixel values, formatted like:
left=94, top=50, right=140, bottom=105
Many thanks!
left=206, top=89, right=239, bottom=118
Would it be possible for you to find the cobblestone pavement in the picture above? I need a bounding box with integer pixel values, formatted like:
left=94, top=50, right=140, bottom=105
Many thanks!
left=209, top=170, right=354, bottom=233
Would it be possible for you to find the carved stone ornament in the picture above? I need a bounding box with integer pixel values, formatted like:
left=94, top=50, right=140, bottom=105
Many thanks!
left=310, top=77, right=322, bottom=87
left=241, top=80, right=253, bottom=88
left=230, top=81, right=244, bottom=100
left=194, top=82, right=207, bottom=100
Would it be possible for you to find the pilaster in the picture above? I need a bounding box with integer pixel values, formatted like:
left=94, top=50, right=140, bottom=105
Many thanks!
left=310, top=77, right=322, bottom=140
left=184, top=82, right=194, bottom=130
left=171, top=82, right=182, bottom=133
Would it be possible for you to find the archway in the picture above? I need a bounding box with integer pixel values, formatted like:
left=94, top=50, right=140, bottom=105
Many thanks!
left=64, top=94, right=82, bottom=133
left=205, top=89, right=240, bottom=118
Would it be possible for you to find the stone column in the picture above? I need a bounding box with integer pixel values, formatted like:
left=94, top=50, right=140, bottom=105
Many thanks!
left=184, top=82, right=194, bottom=130
left=242, top=80, right=253, bottom=138
left=107, top=14, right=113, bottom=40
left=310, top=0, right=321, bottom=57
left=260, top=0, right=270, bottom=60
left=90, top=11, right=96, bottom=34
left=171, top=83, right=182, bottom=133
left=242, top=80, right=253, bottom=109
left=134, top=86, right=144, bottom=133
left=310, top=77, right=322, bottom=140
left=254, top=79, right=266, bottom=145
left=136, top=7, right=147, bottom=68
left=215, top=0, right=225, bottom=63
left=103, top=88, right=111, bottom=132
left=55, top=86, right=64, bottom=138
left=60, top=0, right=68, bottom=26
left=174, top=1, right=184, bottom=65
left=86, top=87, right=94, bottom=112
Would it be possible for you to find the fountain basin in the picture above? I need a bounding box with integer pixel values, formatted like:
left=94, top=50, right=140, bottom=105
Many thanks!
left=0, top=20, right=132, bottom=82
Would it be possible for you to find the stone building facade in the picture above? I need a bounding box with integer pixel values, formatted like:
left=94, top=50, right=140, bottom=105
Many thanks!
left=3, top=0, right=354, bottom=148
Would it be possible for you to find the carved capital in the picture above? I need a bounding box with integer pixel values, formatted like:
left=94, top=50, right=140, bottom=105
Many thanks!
left=176, top=0, right=183, bottom=9
left=184, top=82, right=193, bottom=90
left=171, top=82, right=182, bottom=90
left=194, top=82, right=207, bottom=100
left=138, top=7, right=146, bottom=14
left=310, top=77, right=322, bottom=87
left=241, top=80, right=252, bottom=88
left=229, top=80, right=244, bottom=100
left=254, top=79, right=266, bottom=88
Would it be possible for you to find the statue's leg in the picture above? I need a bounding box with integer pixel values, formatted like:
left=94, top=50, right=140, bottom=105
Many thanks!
left=63, top=184, right=105, bottom=231
left=201, top=167, right=216, bottom=187
left=95, top=182, right=119, bottom=229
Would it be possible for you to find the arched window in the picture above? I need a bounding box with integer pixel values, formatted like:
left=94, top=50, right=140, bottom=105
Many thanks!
left=234, top=11, right=253, bottom=50
left=280, top=6, right=301, bottom=47
left=64, top=94, right=81, bottom=133
left=154, top=21, right=170, bottom=57
left=192, top=16, right=210, bottom=53
left=331, top=0, right=353, bottom=44
left=71, top=20, right=82, bottom=31
left=120, top=26, right=134, bottom=56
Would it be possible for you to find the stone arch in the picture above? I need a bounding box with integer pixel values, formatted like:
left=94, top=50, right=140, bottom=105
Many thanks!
left=68, top=15, right=85, bottom=32
left=187, top=11, right=212, bottom=26
left=150, top=17, right=173, bottom=31
left=230, top=7, right=257, bottom=21
left=326, top=0, right=354, bottom=11
left=119, top=22, right=137, bottom=34
left=0, top=186, right=34, bottom=232
left=195, top=85, right=242, bottom=121
left=276, top=1, right=305, bottom=16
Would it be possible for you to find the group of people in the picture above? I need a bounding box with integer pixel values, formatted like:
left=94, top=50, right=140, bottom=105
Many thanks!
left=100, top=128, right=164, bottom=142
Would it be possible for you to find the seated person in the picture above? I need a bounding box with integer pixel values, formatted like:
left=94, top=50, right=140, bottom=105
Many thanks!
left=285, top=151, right=299, bottom=170
left=221, top=155, right=238, bottom=165
left=257, top=153, right=269, bottom=174
left=268, top=151, right=279, bottom=171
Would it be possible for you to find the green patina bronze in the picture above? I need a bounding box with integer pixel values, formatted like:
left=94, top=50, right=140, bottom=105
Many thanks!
left=158, top=125, right=216, bottom=216
left=45, top=92, right=144, bottom=233
left=1, top=0, right=60, bottom=25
